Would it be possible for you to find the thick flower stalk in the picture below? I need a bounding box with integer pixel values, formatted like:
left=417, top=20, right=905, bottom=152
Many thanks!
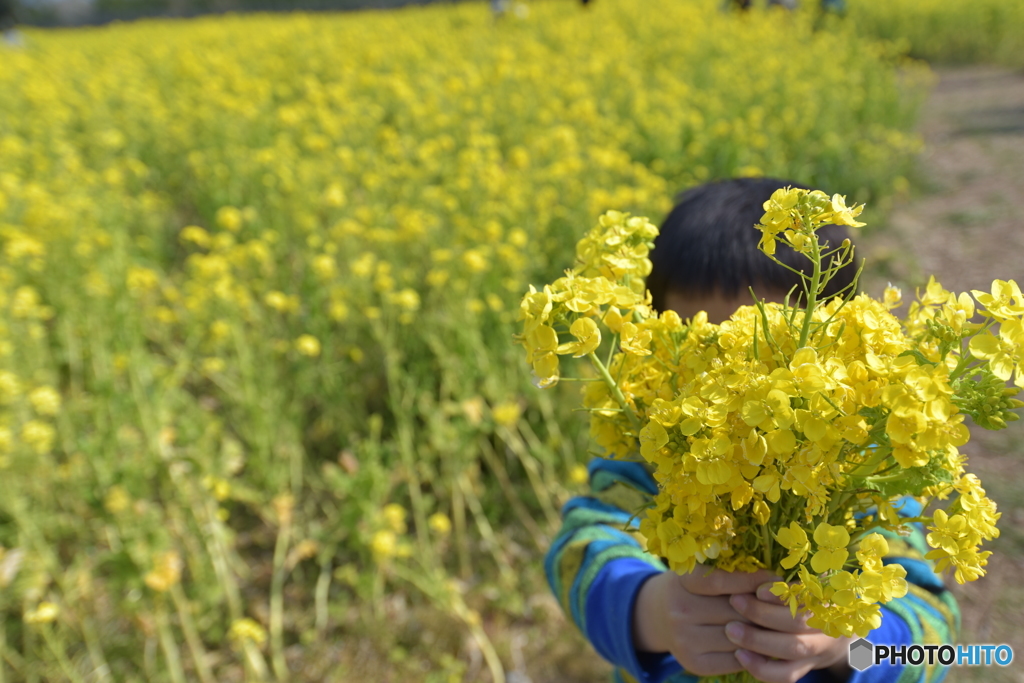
left=517, top=188, right=1024, bottom=642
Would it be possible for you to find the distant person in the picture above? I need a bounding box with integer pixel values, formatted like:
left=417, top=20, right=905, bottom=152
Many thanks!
left=726, top=0, right=844, bottom=12
left=1, top=0, right=20, bottom=44
left=728, top=0, right=797, bottom=9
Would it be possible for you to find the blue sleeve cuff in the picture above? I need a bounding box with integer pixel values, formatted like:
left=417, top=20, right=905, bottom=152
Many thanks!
left=584, top=558, right=683, bottom=683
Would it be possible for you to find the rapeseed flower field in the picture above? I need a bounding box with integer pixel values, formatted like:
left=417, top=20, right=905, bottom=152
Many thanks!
left=853, top=0, right=1024, bottom=68
left=0, top=0, right=960, bottom=680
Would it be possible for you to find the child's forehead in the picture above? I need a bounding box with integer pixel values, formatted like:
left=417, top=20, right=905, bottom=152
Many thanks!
left=663, top=286, right=789, bottom=324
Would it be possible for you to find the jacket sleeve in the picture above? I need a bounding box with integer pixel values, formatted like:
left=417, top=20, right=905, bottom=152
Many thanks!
left=544, top=457, right=690, bottom=683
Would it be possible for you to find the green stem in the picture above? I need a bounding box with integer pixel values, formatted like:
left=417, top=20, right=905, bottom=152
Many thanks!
left=865, top=471, right=919, bottom=486
left=154, top=601, right=187, bottom=683
left=169, top=584, right=216, bottom=683
left=314, top=554, right=333, bottom=637
left=269, top=511, right=291, bottom=682
left=825, top=490, right=851, bottom=524
left=241, top=640, right=271, bottom=682
left=848, top=447, right=892, bottom=478
left=587, top=352, right=641, bottom=433
left=761, top=523, right=773, bottom=569
left=797, top=227, right=822, bottom=349
left=951, top=320, right=997, bottom=380
left=39, top=626, right=86, bottom=683
left=478, top=436, right=547, bottom=544
left=0, top=615, right=6, bottom=683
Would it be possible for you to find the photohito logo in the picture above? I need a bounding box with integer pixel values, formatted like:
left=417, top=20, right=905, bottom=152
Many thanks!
left=849, top=638, right=1014, bottom=671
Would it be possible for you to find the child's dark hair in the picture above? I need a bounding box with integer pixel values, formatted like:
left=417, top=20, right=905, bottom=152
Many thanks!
left=646, top=177, right=858, bottom=312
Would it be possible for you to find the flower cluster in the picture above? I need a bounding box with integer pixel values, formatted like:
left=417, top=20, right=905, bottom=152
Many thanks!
left=519, top=211, right=658, bottom=388
left=519, top=188, right=1023, bottom=638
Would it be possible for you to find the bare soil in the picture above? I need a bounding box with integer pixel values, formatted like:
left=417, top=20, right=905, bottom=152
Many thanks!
left=863, top=66, right=1024, bottom=297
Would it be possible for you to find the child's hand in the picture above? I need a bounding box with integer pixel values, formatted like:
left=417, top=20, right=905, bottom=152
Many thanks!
left=632, top=567, right=779, bottom=677
left=725, top=583, right=853, bottom=683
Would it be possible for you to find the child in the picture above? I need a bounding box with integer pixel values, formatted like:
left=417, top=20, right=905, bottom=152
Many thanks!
left=545, top=177, right=959, bottom=683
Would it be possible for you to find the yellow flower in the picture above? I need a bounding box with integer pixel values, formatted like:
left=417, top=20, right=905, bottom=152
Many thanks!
left=811, top=523, right=850, bottom=573
left=462, top=249, right=489, bottom=273
left=144, top=551, right=183, bottom=592
left=28, top=386, right=61, bottom=416
left=229, top=618, right=267, bottom=646
left=828, top=570, right=860, bottom=607
left=382, top=503, right=407, bottom=534
left=925, top=509, right=967, bottom=556
left=370, top=530, right=398, bottom=561
left=24, top=602, right=59, bottom=625
left=179, top=225, right=211, bottom=248
left=518, top=285, right=554, bottom=334
left=201, top=357, right=226, bottom=374
left=638, top=421, right=668, bottom=460
left=312, top=254, right=337, bottom=280
left=752, top=470, right=781, bottom=502
left=491, top=402, right=521, bottom=427
left=970, top=326, right=1023, bottom=387
left=389, top=288, right=421, bottom=312
left=104, top=486, right=131, bottom=514
left=0, top=371, right=22, bottom=404
left=827, top=193, right=866, bottom=228
left=524, top=324, right=560, bottom=388
left=428, top=512, right=452, bottom=536
left=557, top=317, right=601, bottom=358
left=656, top=518, right=698, bottom=573
left=21, top=420, right=55, bottom=455
left=883, top=284, right=902, bottom=310
left=266, top=290, right=294, bottom=313
left=856, top=533, right=889, bottom=565
left=972, top=280, right=1024, bottom=321
left=752, top=499, right=770, bottom=525
left=859, top=563, right=908, bottom=602
left=295, top=334, right=321, bottom=357
left=885, top=410, right=926, bottom=445
left=620, top=322, right=652, bottom=356
left=774, top=522, right=810, bottom=569
left=215, top=206, right=243, bottom=232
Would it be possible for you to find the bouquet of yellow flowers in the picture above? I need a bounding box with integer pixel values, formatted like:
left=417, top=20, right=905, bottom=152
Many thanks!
left=517, top=187, right=1024, bottom=640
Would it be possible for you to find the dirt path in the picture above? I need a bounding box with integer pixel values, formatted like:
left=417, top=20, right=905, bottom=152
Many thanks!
left=863, top=66, right=1024, bottom=295
left=861, top=66, right=1024, bottom=683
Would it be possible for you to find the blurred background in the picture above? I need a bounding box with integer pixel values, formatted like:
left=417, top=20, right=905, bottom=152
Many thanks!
left=9, top=0, right=437, bottom=26
left=0, top=1, right=1022, bottom=682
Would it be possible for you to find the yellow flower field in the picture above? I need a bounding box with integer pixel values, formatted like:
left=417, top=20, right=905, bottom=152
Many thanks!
left=0, top=1, right=943, bottom=680
left=853, top=0, right=1024, bottom=68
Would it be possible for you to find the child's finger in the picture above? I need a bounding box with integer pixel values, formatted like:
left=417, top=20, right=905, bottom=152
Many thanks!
left=672, top=594, right=748, bottom=626
left=681, top=568, right=780, bottom=596
left=683, top=652, right=746, bottom=678
left=734, top=648, right=813, bottom=683
left=678, top=624, right=743, bottom=654
left=728, top=593, right=815, bottom=633
left=724, top=621, right=823, bottom=661
left=755, top=582, right=786, bottom=604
